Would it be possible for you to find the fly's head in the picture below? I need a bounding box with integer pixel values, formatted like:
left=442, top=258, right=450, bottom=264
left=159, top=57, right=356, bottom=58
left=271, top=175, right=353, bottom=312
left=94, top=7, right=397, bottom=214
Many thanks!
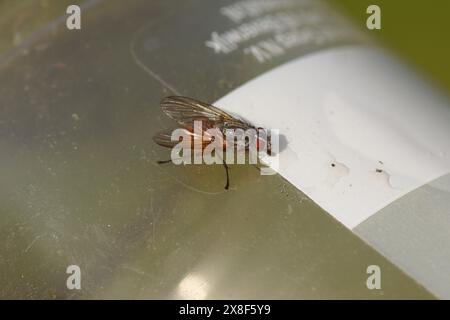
left=257, top=127, right=272, bottom=156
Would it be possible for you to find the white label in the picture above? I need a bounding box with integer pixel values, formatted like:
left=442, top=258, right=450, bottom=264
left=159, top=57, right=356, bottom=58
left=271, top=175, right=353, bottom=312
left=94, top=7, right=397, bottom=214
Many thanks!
left=215, top=46, right=450, bottom=229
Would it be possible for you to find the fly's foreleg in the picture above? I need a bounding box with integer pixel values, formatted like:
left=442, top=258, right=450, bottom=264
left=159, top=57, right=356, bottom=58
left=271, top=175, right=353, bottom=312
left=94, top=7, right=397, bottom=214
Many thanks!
left=223, top=160, right=229, bottom=190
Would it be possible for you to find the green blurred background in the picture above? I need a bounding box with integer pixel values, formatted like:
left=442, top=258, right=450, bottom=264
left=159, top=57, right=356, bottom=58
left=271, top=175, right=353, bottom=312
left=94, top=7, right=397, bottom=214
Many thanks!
left=334, top=0, right=450, bottom=91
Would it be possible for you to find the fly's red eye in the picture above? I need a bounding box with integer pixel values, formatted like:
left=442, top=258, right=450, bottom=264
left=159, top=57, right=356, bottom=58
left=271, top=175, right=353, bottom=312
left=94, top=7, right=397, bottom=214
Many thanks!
left=257, top=138, right=265, bottom=150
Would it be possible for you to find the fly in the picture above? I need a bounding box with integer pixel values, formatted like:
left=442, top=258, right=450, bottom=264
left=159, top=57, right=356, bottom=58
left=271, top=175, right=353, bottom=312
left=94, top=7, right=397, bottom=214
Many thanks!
left=153, top=96, right=271, bottom=190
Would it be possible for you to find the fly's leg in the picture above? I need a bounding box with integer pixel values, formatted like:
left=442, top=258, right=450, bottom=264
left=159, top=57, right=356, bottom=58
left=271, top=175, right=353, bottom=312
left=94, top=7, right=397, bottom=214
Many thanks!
left=157, top=159, right=173, bottom=164
left=217, top=153, right=230, bottom=190
left=157, top=154, right=190, bottom=164
left=223, top=160, right=229, bottom=190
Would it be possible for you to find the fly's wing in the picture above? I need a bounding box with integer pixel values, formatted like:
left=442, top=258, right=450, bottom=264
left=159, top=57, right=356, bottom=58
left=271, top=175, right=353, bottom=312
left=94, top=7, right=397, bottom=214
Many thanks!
left=152, top=128, right=215, bottom=149
left=152, top=130, right=180, bottom=148
left=160, top=96, right=252, bottom=130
